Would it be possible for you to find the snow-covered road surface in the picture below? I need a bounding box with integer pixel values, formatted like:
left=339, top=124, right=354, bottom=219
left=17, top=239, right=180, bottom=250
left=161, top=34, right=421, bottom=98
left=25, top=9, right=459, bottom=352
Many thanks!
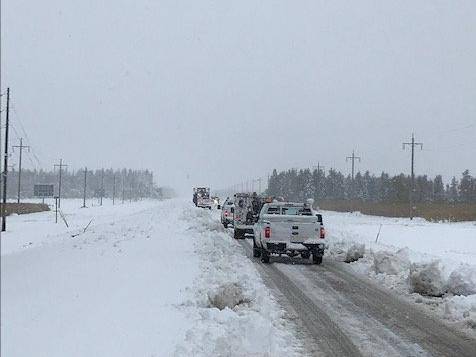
left=239, top=239, right=476, bottom=356
left=3, top=199, right=476, bottom=356
left=1, top=199, right=303, bottom=357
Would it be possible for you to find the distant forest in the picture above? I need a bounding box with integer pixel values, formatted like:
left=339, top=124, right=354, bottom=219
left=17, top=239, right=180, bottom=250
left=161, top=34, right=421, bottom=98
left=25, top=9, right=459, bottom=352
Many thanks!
left=267, top=168, right=476, bottom=204
left=3, top=168, right=161, bottom=200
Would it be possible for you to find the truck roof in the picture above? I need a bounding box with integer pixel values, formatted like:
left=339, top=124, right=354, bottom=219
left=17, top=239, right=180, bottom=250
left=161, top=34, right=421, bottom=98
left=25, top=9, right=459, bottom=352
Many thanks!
left=265, top=202, right=307, bottom=206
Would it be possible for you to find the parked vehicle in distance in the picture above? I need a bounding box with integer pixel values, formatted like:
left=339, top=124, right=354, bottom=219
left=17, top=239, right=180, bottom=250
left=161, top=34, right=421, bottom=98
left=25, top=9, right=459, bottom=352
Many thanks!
left=232, top=193, right=255, bottom=239
left=193, top=187, right=213, bottom=209
left=253, top=200, right=325, bottom=264
left=221, top=197, right=234, bottom=228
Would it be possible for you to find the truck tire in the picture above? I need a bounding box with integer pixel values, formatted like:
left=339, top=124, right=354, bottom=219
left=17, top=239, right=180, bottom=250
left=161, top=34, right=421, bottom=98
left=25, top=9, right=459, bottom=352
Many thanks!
left=253, top=239, right=261, bottom=258
left=234, top=229, right=242, bottom=239
left=301, top=251, right=310, bottom=259
left=261, top=249, right=270, bottom=264
left=223, top=222, right=228, bottom=229
left=313, top=255, right=323, bottom=265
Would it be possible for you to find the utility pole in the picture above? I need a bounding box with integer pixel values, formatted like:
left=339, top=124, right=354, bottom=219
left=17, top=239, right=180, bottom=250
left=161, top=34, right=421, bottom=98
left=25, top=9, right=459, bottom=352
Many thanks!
left=403, top=133, right=423, bottom=220
left=53, top=159, right=68, bottom=209
left=100, top=168, right=104, bottom=206
left=346, top=151, right=361, bottom=181
left=112, top=174, right=116, bottom=205
left=2, top=88, right=10, bottom=232
left=82, top=167, right=87, bottom=208
left=12, top=138, right=30, bottom=203
left=346, top=151, right=361, bottom=199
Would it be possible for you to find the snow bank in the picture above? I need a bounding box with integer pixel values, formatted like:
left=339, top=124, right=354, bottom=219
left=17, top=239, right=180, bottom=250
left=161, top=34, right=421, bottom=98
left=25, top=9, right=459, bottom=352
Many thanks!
left=175, top=206, right=304, bottom=357
left=327, top=239, right=365, bottom=263
left=208, top=283, right=249, bottom=310
left=409, top=261, right=447, bottom=297
left=344, top=243, right=365, bottom=263
left=371, top=248, right=410, bottom=275
left=447, top=265, right=476, bottom=296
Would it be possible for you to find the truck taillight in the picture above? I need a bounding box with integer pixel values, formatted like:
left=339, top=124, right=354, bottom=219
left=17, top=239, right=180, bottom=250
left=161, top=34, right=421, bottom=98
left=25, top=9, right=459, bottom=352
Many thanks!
left=320, top=227, right=325, bottom=239
left=265, top=227, right=271, bottom=238
left=224, top=211, right=228, bottom=216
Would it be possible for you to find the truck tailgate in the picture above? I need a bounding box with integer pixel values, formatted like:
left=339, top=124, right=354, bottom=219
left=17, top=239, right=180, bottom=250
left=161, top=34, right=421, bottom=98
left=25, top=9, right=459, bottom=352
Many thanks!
left=263, top=215, right=319, bottom=243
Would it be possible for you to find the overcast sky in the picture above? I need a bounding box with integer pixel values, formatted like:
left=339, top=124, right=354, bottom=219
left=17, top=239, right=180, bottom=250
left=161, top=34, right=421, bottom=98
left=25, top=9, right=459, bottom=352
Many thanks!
left=2, top=0, right=475, bottom=195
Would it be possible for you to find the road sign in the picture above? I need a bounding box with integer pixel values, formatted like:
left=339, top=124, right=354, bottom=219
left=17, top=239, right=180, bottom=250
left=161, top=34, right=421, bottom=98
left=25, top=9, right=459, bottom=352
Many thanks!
left=34, top=184, right=54, bottom=198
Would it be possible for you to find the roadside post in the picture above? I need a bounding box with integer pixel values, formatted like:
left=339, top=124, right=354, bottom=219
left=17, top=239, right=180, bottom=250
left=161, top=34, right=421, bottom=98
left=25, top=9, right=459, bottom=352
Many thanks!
left=54, top=195, right=59, bottom=223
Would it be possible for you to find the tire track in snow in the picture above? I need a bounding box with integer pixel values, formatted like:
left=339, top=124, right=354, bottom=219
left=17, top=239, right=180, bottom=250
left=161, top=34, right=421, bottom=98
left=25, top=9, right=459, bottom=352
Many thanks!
left=238, top=239, right=476, bottom=356
left=319, top=261, right=476, bottom=357
left=238, top=240, right=362, bottom=357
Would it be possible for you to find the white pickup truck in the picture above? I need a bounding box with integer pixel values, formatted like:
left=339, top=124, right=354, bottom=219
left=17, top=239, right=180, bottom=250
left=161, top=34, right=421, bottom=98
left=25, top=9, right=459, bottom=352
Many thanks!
left=253, top=201, right=326, bottom=264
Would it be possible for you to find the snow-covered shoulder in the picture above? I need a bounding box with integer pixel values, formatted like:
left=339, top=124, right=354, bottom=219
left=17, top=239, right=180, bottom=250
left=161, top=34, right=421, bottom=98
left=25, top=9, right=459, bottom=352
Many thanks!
left=1, top=199, right=303, bottom=357
left=324, top=210, right=476, bottom=334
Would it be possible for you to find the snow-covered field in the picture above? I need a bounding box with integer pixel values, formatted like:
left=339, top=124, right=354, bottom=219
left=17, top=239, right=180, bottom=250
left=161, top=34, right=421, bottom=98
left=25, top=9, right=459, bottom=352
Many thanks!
left=324, top=210, right=476, bottom=333
left=1, top=199, right=302, bottom=357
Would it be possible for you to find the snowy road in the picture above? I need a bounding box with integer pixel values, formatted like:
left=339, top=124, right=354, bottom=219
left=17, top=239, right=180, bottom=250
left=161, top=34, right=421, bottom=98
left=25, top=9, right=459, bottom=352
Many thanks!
left=238, top=239, right=476, bottom=357
left=3, top=199, right=476, bottom=356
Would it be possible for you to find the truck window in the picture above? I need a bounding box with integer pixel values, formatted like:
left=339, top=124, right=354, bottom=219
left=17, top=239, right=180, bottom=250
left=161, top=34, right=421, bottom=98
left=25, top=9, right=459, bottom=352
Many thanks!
left=281, top=207, right=301, bottom=215
left=266, top=206, right=280, bottom=214
left=299, top=208, right=312, bottom=216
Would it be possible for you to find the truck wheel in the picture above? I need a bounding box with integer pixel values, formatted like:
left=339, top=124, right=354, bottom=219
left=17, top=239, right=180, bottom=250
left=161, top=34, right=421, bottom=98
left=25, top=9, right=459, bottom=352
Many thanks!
left=233, top=229, right=242, bottom=239
left=313, top=255, right=323, bottom=265
left=223, top=222, right=228, bottom=228
left=261, top=249, right=270, bottom=264
left=253, top=239, right=261, bottom=258
left=301, top=251, right=310, bottom=259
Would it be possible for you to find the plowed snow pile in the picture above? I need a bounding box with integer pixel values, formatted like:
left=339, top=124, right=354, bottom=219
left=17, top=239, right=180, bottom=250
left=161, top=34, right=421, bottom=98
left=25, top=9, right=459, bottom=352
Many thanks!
left=175, top=206, right=304, bottom=357
left=324, top=210, right=476, bottom=334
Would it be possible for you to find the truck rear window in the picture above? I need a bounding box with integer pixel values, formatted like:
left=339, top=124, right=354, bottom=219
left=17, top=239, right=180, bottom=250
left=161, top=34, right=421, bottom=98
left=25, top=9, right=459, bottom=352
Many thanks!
left=266, top=206, right=280, bottom=214
left=267, top=206, right=312, bottom=215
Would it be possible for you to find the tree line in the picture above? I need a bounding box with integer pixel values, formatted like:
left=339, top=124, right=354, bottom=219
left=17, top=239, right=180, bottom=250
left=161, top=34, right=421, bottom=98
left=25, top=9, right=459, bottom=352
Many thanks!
left=5, top=168, right=161, bottom=200
left=267, top=168, right=476, bottom=204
